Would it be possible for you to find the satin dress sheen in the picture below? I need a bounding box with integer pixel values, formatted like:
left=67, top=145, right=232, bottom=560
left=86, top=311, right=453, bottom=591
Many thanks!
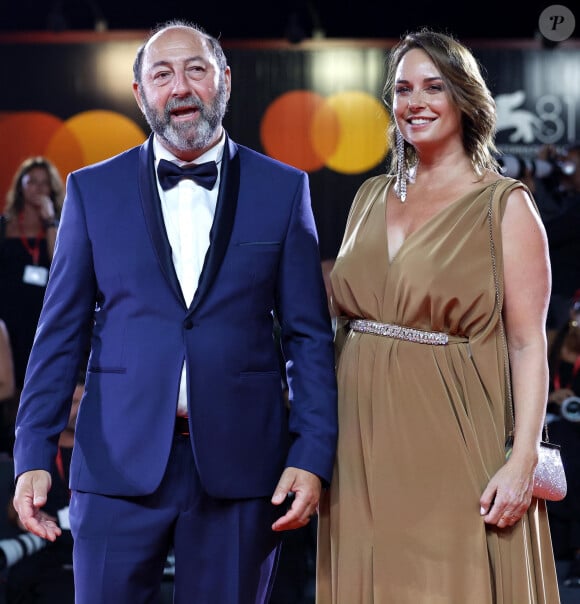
left=316, top=176, right=560, bottom=603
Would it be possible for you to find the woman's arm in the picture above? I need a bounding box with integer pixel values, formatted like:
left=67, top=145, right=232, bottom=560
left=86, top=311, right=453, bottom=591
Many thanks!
left=502, top=187, right=551, bottom=465
left=0, top=320, right=15, bottom=401
left=480, top=185, right=551, bottom=527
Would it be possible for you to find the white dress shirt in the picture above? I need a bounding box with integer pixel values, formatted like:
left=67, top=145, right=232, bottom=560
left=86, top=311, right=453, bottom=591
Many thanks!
left=153, top=133, right=225, bottom=416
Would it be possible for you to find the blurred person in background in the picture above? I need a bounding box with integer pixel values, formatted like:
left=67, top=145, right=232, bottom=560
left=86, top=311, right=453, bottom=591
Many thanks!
left=0, top=157, right=63, bottom=392
left=544, top=293, right=580, bottom=588
left=0, top=320, right=14, bottom=407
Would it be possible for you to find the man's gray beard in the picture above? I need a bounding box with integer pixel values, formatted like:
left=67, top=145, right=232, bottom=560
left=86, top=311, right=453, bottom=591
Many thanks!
left=140, top=82, right=228, bottom=153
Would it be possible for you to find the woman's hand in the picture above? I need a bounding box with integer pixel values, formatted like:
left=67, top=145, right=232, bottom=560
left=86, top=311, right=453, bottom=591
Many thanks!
left=29, top=194, right=56, bottom=224
left=479, top=453, right=535, bottom=528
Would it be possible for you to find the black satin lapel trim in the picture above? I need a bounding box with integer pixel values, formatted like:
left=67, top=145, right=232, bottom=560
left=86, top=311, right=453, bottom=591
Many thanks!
left=189, top=135, right=240, bottom=314
left=138, top=135, right=185, bottom=307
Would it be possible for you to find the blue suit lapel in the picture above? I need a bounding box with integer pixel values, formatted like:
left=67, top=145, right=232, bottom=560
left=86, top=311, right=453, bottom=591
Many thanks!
left=138, top=136, right=185, bottom=307
left=189, top=134, right=240, bottom=314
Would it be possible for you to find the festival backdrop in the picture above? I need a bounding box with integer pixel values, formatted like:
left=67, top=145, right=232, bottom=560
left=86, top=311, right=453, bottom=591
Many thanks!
left=0, top=33, right=578, bottom=258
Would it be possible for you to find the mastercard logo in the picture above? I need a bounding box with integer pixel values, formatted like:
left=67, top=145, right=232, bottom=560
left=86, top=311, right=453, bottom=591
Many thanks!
left=260, top=90, right=390, bottom=174
left=0, top=110, right=146, bottom=208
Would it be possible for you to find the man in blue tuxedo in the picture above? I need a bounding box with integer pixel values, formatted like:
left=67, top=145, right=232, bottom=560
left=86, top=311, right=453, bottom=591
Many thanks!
left=12, top=20, right=338, bottom=604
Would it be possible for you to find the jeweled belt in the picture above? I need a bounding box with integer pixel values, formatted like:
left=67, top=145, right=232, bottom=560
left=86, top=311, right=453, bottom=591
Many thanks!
left=349, top=319, right=451, bottom=346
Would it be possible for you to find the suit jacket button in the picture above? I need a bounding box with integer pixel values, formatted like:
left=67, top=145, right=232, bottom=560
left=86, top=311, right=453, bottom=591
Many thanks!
left=183, top=319, right=193, bottom=330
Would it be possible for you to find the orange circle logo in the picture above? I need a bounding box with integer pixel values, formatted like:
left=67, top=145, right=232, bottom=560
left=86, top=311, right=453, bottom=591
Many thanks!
left=260, top=90, right=389, bottom=174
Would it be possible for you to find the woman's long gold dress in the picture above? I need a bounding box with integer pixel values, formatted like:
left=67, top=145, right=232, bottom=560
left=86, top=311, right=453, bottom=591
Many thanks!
left=316, top=176, right=560, bottom=603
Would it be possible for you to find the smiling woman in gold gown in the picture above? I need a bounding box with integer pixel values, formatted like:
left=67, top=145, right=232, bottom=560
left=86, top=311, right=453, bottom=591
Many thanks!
left=316, top=29, right=560, bottom=604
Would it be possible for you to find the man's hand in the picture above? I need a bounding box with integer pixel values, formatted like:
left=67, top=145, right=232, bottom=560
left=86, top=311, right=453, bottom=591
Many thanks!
left=271, top=467, right=321, bottom=531
left=13, top=470, right=61, bottom=541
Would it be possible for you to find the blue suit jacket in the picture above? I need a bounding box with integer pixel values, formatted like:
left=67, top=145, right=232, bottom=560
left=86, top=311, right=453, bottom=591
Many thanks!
left=14, top=134, right=338, bottom=498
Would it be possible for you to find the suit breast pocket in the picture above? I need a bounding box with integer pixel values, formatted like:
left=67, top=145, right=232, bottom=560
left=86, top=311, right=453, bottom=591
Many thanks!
left=237, top=241, right=281, bottom=251
left=233, top=241, right=282, bottom=272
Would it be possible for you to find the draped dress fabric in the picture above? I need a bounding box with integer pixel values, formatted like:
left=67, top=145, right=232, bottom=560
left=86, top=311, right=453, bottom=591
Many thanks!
left=316, top=176, right=560, bottom=603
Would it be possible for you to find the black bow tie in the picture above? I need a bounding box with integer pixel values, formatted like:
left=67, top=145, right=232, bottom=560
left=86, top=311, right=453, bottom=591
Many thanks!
left=157, top=158, right=218, bottom=191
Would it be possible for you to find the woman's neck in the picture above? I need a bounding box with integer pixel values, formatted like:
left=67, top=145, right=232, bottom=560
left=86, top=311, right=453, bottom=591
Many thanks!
left=18, top=204, right=44, bottom=237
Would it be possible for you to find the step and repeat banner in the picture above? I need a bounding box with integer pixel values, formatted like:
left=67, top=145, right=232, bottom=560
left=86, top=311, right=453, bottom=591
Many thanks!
left=0, top=33, right=578, bottom=258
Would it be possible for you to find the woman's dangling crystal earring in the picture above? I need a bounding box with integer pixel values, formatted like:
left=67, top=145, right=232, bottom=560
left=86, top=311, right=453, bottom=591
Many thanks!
left=395, top=129, right=407, bottom=202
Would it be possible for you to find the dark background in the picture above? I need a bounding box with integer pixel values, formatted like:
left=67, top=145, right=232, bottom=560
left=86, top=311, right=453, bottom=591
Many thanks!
left=1, top=0, right=575, bottom=41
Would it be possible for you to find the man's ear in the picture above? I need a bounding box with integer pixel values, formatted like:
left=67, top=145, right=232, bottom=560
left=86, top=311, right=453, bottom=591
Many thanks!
left=132, top=82, right=144, bottom=112
left=224, top=66, right=232, bottom=102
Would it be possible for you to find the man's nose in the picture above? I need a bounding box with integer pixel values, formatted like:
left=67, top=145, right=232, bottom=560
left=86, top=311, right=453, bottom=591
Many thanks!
left=171, top=71, right=190, bottom=95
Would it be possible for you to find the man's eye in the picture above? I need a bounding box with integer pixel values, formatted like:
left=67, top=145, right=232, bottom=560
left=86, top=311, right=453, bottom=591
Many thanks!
left=153, top=72, right=171, bottom=82
left=187, top=65, right=206, bottom=80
